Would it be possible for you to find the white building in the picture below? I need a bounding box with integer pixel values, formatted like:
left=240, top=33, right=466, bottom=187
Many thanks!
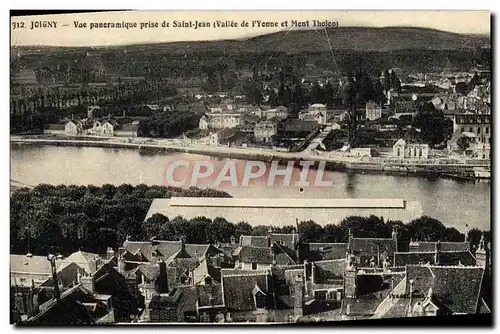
left=254, top=120, right=278, bottom=143
left=365, top=101, right=382, bottom=121
left=392, top=139, right=429, bottom=160
left=64, top=120, right=82, bottom=136
left=308, top=103, right=327, bottom=115
left=261, top=106, right=288, bottom=120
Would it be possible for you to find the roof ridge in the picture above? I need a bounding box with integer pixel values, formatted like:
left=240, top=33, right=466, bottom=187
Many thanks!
left=222, top=272, right=269, bottom=278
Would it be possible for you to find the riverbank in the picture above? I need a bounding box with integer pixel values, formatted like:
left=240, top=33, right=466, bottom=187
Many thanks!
left=10, top=136, right=490, bottom=180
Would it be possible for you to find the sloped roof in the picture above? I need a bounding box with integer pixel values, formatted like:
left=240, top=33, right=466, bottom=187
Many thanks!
left=122, top=240, right=212, bottom=263
left=239, top=233, right=298, bottom=249
left=238, top=246, right=273, bottom=264
left=310, top=103, right=326, bottom=108
left=273, top=243, right=298, bottom=266
left=409, top=241, right=469, bottom=252
left=135, top=263, right=160, bottom=281
left=196, top=284, right=224, bottom=307
left=431, top=266, right=484, bottom=314
left=59, top=251, right=100, bottom=275
left=350, top=237, right=397, bottom=258
left=10, top=254, right=60, bottom=275
left=240, top=235, right=269, bottom=247
left=341, top=298, right=381, bottom=316
left=439, top=251, right=476, bottom=266
left=405, top=265, right=435, bottom=295
left=366, top=101, right=380, bottom=109
left=313, top=259, right=346, bottom=284
left=306, top=243, right=347, bottom=261
left=395, top=252, right=436, bottom=266
left=222, top=272, right=270, bottom=311
left=270, top=233, right=298, bottom=249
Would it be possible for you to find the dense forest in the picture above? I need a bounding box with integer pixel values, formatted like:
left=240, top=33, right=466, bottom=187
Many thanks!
left=10, top=184, right=490, bottom=256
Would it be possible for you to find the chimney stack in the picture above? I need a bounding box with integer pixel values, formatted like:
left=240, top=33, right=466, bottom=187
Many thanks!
left=47, top=254, right=60, bottom=301
left=434, top=240, right=441, bottom=265
left=293, top=274, right=304, bottom=318
left=106, top=247, right=115, bottom=261
left=156, top=259, right=168, bottom=294
left=81, top=275, right=95, bottom=293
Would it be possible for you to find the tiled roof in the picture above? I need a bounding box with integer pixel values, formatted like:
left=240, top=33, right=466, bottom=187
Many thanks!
left=238, top=246, right=273, bottom=264
left=405, top=265, right=435, bottom=296
left=240, top=235, right=269, bottom=247
left=438, top=251, right=476, bottom=266
left=431, top=266, right=484, bottom=314
left=350, top=237, right=397, bottom=258
left=221, top=268, right=269, bottom=277
left=454, top=114, right=491, bottom=125
left=10, top=254, right=59, bottom=275
left=269, top=234, right=298, bottom=249
left=409, top=241, right=469, bottom=252
left=122, top=240, right=212, bottom=263
left=394, top=252, right=436, bottom=266
left=274, top=243, right=298, bottom=265
left=59, top=251, right=101, bottom=275
left=222, top=272, right=270, bottom=311
left=196, top=284, right=224, bottom=307
left=168, top=258, right=200, bottom=272
left=313, top=259, right=346, bottom=284
left=306, top=243, right=347, bottom=261
left=341, top=298, right=381, bottom=316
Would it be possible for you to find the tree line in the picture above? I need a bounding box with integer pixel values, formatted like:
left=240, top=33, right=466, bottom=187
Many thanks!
left=11, top=184, right=489, bottom=256
left=10, top=184, right=230, bottom=256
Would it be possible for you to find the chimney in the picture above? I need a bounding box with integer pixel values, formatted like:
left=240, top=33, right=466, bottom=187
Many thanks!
left=434, top=240, right=441, bottom=264
left=293, top=274, right=304, bottom=318
left=311, top=262, right=316, bottom=284
left=156, top=260, right=168, bottom=294
left=81, top=275, right=95, bottom=293
left=303, top=260, right=308, bottom=296
left=408, top=279, right=414, bottom=316
left=106, top=247, right=115, bottom=261
left=123, top=109, right=126, bottom=117
left=89, top=257, right=98, bottom=274
left=464, top=224, right=469, bottom=243
left=47, top=254, right=60, bottom=301
left=150, top=237, right=158, bottom=264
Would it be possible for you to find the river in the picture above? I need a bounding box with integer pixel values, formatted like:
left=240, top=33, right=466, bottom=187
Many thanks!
left=10, top=145, right=491, bottom=231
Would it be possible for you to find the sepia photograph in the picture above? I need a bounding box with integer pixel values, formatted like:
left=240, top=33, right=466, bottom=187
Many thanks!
left=9, top=10, right=491, bottom=325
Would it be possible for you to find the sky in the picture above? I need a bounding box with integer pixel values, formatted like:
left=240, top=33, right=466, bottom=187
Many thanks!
left=11, top=10, right=490, bottom=47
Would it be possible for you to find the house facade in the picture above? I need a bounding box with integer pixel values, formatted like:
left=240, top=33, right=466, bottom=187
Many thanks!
left=365, top=101, right=382, bottom=121
left=254, top=121, right=278, bottom=142
left=198, top=114, right=242, bottom=130
left=392, top=139, right=429, bottom=160
left=453, top=114, right=491, bottom=144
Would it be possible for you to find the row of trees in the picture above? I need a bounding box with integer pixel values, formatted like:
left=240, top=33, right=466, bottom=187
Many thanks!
left=137, top=110, right=202, bottom=138
left=11, top=184, right=489, bottom=256
left=10, top=184, right=230, bottom=256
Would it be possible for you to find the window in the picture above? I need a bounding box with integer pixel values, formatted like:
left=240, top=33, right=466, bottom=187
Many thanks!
left=477, top=127, right=481, bottom=134
left=486, top=127, right=489, bottom=134
left=461, top=127, right=464, bottom=133
left=314, top=290, right=327, bottom=301
left=469, top=127, right=473, bottom=132
left=252, top=262, right=258, bottom=270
